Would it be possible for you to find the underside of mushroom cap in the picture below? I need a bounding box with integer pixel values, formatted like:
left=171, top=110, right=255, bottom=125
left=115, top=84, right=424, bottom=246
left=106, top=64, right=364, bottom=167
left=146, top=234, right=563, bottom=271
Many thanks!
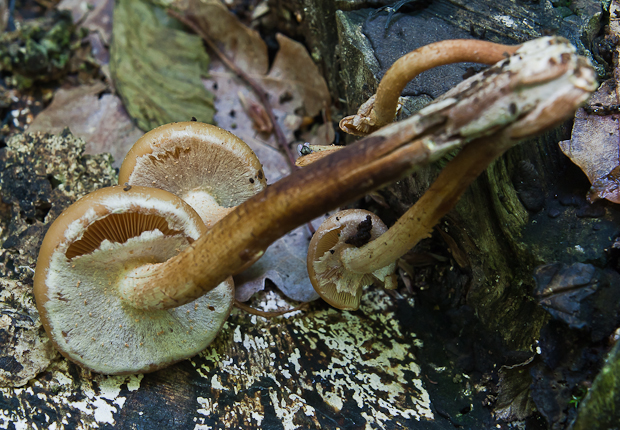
left=34, top=186, right=234, bottom=374
left=307, top=210, right=396, bottom=310
left=118, top=121, right=267, bottom=228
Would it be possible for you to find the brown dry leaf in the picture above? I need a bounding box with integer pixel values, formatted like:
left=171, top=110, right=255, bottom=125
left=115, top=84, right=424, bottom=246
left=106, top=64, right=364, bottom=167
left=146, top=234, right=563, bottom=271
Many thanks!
left=58, top=0, right=114, bottom=85
left=493, top=357, right=536, bottom=422
left=205, top=60, right=292, bottom=183
left=180, top=0, right=269, bottom=75
left=559, top=80, right=620, bottom=203
left=262, top=34, right=331, bottom=118
left=27, top=83, right=144, bottom=167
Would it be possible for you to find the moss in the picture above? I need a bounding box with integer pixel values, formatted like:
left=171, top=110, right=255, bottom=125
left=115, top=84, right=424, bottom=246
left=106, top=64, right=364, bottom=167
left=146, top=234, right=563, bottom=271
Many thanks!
left=0, top=11, right=75, bottom=87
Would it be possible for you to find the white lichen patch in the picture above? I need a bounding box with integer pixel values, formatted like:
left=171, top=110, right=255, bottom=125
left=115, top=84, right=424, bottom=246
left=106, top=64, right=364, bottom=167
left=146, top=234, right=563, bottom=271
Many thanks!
left=0, top=278, right=55, bottom=387
left=189, top=288, right=432, bottom=429
left=0, top=360, right=143, bottom=429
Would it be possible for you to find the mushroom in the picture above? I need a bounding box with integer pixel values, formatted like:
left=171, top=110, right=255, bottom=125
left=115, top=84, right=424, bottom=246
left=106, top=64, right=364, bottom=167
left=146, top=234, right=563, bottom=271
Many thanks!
left=306, top=131, right=516, bottom=310
left=307, top=209, right=397, bottom=310
left=33, top=185, right=234, bottom=374
left=340, top=39, right=520, bottom=136
left=118, top=121, right=267, bottom=229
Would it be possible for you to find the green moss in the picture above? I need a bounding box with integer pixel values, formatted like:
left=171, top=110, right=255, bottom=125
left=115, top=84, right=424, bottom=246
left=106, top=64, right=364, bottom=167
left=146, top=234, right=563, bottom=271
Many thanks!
left=0, top=11, right=75, bottom=86
left=572, top=341, right=620, bottom=429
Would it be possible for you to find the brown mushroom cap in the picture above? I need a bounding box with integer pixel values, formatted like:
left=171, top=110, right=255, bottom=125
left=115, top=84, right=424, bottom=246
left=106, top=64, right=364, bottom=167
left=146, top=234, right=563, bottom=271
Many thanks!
left=307, top=210, right=397, bottom=310
left=118, top=121, right=267, bottom=228
left=33, top=185, right=234, bottom=374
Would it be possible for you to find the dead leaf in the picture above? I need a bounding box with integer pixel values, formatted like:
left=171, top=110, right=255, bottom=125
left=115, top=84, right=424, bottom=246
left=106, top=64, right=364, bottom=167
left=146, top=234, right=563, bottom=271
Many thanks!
left=494, top=357, right=536, bottom=422
left=110, top=0, right=215, bottom=131
left=27, top=83, right=144, bottom=167
left=205, top=60, right=291, bottom=183
left=262, top=34, right=331, bottom=118
left=181, top=0, right=269, bottom=75
left=559, top=80, right=620, bottom=203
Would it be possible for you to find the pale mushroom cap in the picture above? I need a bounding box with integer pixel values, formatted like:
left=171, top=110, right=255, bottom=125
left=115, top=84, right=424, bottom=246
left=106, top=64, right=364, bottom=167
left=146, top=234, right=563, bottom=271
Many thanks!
left=34, top=186, right=234, bottom=374
left=118, top=121, right=267, bottom=228
left=307, top=209, right=396, bottom=310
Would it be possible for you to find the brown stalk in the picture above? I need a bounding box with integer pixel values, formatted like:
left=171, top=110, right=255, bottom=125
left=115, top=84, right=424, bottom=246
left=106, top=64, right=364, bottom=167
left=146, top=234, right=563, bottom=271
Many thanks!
left=120, top=124, right=438, bottom=310
left=342, top=132, right=511, bottom=273
left=341, top=39, right=520, bottom=135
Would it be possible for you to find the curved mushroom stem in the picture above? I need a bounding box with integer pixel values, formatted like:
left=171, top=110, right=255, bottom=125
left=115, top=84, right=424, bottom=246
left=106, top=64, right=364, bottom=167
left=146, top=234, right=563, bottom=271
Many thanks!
left=116, top=36, right=596, bottom=311
left=340, top=39, right=520, bottom=135
left=117, top=130, right=438, bottom=310
left=341, top=132, right=512, bottom=274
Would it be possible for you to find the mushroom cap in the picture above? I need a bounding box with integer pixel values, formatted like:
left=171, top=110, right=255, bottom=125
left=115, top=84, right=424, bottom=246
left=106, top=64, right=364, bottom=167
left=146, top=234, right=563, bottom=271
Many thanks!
left=118, top=121, right=267, bottom=228
left=307, top=209, right=397, bottom=310
left=33, top=185, right=234, bottom=374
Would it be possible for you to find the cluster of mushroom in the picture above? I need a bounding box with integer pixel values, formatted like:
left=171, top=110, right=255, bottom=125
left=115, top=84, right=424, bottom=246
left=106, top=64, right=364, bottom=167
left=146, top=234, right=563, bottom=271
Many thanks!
left=34, top=121, right=267, bottom=374
left=34, top=35, right=596, bottom=374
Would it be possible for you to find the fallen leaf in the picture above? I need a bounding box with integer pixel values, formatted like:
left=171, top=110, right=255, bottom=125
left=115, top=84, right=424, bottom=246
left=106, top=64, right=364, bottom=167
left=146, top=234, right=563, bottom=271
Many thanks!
left=27, top=83, right=144, bottom=167
left=180, top=0, right=269, bottom=75
left=559, top=79, right=620, bottom=203
left=494, top=357, right=536, bottom=422
left=110, top=0, right=215, bottom=130
left=58, top=0, right=114, bottom=86
left=262, top=34, right=331, bottom=118
left=205, top=60, right=291, bottom=183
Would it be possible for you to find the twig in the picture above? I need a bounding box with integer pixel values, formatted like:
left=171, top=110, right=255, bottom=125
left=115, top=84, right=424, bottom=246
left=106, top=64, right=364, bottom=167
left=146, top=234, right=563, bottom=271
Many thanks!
left=167, top=8, right=297, bottom=168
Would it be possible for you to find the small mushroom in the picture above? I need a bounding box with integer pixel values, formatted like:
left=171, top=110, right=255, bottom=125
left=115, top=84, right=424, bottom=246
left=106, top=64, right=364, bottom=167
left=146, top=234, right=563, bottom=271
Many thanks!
left=307, top=209, right=397, bottom=310
left=118, top=121, right=267, bottom=229
left=340, top=39, right=520, bottom=136
left=307, top=132, right=516, bottom=307
left=33, top=185, right=234, bottom=374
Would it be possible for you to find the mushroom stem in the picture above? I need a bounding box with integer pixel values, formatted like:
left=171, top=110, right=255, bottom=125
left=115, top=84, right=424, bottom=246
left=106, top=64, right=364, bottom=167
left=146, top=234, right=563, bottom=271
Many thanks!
left=118, top=129, right=440, bottom=310
left=341, top=39, right=520, bottom=135
left=341, top=132, right=511, bottom=274
left=117, top=36, right=596, bottom=311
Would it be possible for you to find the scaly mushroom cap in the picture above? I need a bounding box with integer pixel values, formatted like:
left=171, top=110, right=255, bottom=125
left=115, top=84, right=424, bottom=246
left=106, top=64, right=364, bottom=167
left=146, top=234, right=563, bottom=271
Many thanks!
left=118, top=121, right=267, bottom=228
left=33, top=186, right=234, bottom=374
left=307, top=210, right=397, bottom=310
